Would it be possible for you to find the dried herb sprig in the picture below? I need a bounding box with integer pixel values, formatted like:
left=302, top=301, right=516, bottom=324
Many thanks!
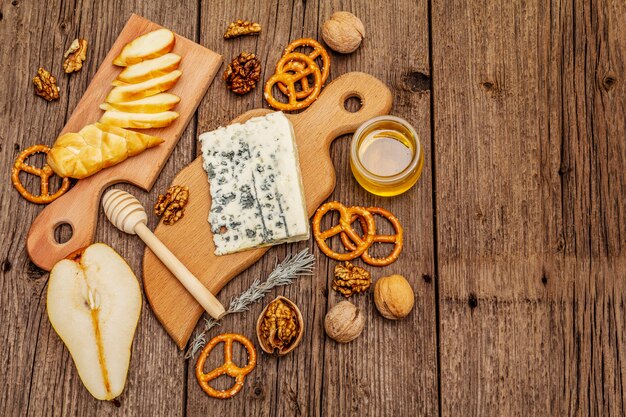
left=185, top=248, right=315, bottom=359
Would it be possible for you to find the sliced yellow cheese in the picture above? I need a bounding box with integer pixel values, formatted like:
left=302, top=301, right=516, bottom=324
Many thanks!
left=99, top=110, right=179, bottom=129
left=105, top=70, right=181, bottom=104
left=99, top=93, right=180, bottom=113
left=116, top=53, right=181, bottom=84
left=113, top=28, right=175, bottom=67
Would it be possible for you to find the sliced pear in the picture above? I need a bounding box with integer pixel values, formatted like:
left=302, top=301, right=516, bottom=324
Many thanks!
left=99, top=93, right=180, bottom=113
left=116, top=53, right=181, bottom=84
left=47, top=243, right=142, bottom=401
left=105, top=70, right=181, bottom=103
left=99, top=110, right=179, bottom=129
left=113, top=28, right=175, bottom=66
left=94, top=122, right=164, bottom=155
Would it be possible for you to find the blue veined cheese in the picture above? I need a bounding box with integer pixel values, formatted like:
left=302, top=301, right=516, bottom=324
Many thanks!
left=199, top=111, right=309, bottom=255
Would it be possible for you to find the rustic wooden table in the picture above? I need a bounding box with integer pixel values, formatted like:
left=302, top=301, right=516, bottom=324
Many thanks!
left=1, top=0, right=624, bottom=416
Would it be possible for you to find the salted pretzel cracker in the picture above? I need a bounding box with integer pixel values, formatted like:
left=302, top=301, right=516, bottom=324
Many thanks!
left=312, top=201, right=376, bottom=261
left=277, top=38, right=330, bottom=99
left=280, top=61, right=312, bottom=97
left=195, top=333, right=257, bottom=399
left=264, top=52, right=322, bottom=111
left=340, top=207, right=404, bottom=267
left=11, top=144, right=70, bottom=204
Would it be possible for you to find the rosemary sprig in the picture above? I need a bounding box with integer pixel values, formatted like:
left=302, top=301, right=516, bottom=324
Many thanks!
left=185, top=248, right=315, bottom=359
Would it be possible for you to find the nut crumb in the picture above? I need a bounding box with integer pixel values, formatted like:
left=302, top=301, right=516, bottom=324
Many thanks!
left=63, top=38, right=88, bottom=74
left=154, top=185, right=189, bottom=225
left=224, top=20, right=261, bottom=39
left=33, top=68, right=60, bottom=101
left=332, top=261, right=371, bottom=297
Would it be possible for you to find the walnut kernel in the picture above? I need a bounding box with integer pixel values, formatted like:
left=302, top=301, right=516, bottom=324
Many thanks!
left=223, top=52, right=261, bottom=95
left=154, top=185, right=189, bottom=225
left=332, top=261, right=371, bottom=297
left=33, top=68, right=60, bottom=101
left=224, top=20, right=262, bottom=39
left=256, top=296, right=304, bottom=355
left=63, top=38, right=88, bottom=74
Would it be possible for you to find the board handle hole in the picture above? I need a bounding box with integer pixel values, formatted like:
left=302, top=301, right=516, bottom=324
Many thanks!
left=54, top=222, right=73, bottom=244
left=343, top=94, right=363, bottom=113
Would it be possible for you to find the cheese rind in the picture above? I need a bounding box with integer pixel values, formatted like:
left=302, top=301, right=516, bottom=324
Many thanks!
left=199, top=112, right=309, bottom=255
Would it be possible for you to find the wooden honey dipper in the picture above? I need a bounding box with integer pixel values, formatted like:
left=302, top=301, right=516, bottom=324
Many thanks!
left=102, top=189, right=226, bottom=320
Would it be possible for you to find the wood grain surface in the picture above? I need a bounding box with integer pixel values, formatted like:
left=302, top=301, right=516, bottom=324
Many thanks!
left=143, top=72, right=393, bottom=349
left=26, top=14, right=222, bottom=272
left=0, top=1, right=623, bottom=417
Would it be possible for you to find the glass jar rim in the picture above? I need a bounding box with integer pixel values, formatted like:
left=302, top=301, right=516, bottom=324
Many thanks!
left=350, top=115, right=421, bottom=185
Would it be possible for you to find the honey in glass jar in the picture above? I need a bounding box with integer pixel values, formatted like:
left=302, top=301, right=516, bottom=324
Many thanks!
left=350, top=116, right=423, bottom=196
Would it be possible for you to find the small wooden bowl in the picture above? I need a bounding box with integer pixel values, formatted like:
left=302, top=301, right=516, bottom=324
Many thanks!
left=256, top=296, right=304, bottom=356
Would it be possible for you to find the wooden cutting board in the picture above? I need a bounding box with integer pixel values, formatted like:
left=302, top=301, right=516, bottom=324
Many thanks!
left=26, top=14, right=222, bottom=271
left=143, top=72, right=392, bottom=349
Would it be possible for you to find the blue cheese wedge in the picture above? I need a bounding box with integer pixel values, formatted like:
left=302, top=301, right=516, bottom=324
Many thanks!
left=199, top=112, right=309, bottom=255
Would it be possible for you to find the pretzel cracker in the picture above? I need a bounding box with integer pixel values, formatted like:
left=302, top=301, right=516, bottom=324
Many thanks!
left=312, top=202, right=376, bottom=261
left=340, top=207, right=404, bottom=266
left=195, top=333, right=257, bottom=399
left=11, top=144, right=70, bottom=204
left=264, top=53, right=322, bottom=111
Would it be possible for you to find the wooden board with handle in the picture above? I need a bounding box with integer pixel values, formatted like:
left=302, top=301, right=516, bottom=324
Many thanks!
left=143, top=72, right=393, bottom=349
left=26, top=14, right=222, bottom=270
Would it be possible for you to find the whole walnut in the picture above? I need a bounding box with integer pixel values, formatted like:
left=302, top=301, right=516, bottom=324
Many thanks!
left=324, top=301, right=365, bottom=343
left=322, top=12, right=365, bottom=54
left=374, top=274, right=414, bottom=320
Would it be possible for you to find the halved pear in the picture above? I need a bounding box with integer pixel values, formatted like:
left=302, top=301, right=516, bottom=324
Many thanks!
left=99, top=110, right=179, bottom=129
left=113, top=28, right=175, bottom=66
left=94, top=122, right=164, bottom=155
left=99, top=93, right=180, bottom=113
left=116, top=53, right=181, bottom=84
left=105, top=70, right=181, bottom=103
left=47, top=243, right=142, bottom=401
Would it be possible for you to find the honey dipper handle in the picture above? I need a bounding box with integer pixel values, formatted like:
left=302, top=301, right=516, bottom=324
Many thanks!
left=134, top=222, right=226, bottom=320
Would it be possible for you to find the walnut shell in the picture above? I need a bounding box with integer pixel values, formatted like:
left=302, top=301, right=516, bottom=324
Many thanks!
left=324, top=301, right=365, bottom=343
left=322, top=11, right=365, bottom=54
left=374, top=274, right=414, bottom=320
left=256, top=296, right=304, bottom=355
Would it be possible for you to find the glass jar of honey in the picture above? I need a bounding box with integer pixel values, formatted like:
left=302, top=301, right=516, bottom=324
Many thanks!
left=350, top=116, right=423, bottom=197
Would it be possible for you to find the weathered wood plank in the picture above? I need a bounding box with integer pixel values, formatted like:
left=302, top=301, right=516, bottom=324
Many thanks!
left=186, top=1, right=438, bottom=417
left=0, top=1, right=200, bottom=415
left=187, top=1, right=304, bottom=415
left=0, top=1, right=84, bottom=415
left=318, top=0, right=437, bottom=416
left=432, top=0, right=626, bottom=414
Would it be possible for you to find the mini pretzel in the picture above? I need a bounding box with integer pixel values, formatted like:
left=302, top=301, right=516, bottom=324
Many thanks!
left=195, top=333, right=257, bottom=399
left=312, top=202, right=376, bottom=261
left=11, top=144, right=70, bottom=204
left=277, top=38, right=330, bottom=99
left=340, top=207, right=404, bottom=267
left=264, top=53, right=322, bottom=111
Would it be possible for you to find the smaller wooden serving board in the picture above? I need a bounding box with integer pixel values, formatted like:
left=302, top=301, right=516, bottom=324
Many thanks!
left=143, top=72, right=393, bottom=349
left=26, top=14, right=222, bottom=271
